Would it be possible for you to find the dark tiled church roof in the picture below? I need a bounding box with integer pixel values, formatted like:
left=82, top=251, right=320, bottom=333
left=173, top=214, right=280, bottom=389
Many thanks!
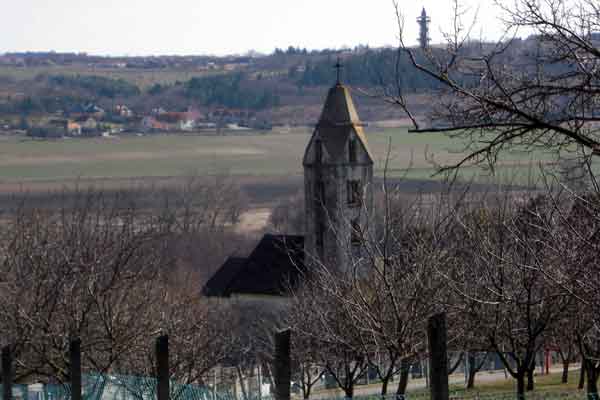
left=202, top=257, right=246, bottom=297
left=202, top=234, right=305, bottom=297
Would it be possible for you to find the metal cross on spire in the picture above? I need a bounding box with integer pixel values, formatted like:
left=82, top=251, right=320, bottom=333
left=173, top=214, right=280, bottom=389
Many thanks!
left=334, top=58, right=344, bottom=84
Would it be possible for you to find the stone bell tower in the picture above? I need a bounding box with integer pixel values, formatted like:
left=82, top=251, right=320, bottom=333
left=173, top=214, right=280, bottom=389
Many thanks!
left=302, top=79, right=374, bottom=271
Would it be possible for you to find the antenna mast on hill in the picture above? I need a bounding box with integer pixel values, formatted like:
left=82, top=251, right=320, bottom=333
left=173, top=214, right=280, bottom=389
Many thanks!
left=417, top=7, right=431, bottom=50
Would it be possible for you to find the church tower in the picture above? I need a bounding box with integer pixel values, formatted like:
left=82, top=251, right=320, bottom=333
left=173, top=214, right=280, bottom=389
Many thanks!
left=303, top=81, right=374, bottom=271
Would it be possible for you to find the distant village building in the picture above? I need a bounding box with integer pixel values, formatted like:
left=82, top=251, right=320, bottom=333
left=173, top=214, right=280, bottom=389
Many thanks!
left=141, top=116, right=168, bottom=132
left=82, top=117, right=98, bottom=132
left=203, top=78, right=374, bottom=298
left=115, top=105, right=133, bottom=117
left=29, top=118, right=77, bottom=138
left=83, top=103, right=105, bottom=117
left=179, top=109, right=203, bottom=131
left=67, top=121, right=82, bottom=136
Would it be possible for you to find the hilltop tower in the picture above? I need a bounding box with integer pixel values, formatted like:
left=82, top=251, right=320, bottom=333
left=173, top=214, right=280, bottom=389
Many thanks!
left=303, top=81, right=374, bottom=271
left=417, top=7, right=431, bottom=50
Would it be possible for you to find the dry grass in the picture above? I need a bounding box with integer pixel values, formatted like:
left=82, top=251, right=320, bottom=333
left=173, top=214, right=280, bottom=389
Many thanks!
left=0, top=128, right=556, bottom=189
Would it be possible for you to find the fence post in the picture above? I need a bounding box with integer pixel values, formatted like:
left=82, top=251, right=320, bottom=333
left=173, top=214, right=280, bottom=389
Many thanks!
left=2, top=346, right=12, bottom=400
left=156, top=335, right=169, bottom=400
left=273, top=329, right=291, bottom=400
left=70, top=338, right=82, bottom=400
left=428, top=313, right=449, bottom=400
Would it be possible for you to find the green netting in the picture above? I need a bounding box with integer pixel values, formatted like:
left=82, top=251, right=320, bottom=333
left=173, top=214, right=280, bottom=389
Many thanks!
left=0, top=374, right=226, bottom=400
left=5, top=380, right=588, bottom=400
left=0, top=385, right=29, bottom=400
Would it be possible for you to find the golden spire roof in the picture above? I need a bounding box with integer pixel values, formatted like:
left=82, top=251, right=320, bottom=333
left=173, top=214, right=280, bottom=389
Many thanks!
left=311, top=83, right=373, bottom=162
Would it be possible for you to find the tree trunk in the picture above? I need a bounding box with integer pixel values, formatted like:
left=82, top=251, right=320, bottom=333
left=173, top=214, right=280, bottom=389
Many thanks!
left=516, top=373, right=526, bottom=400
left=527, top=367, right=535, bottom=391
left=562, top=362, right=570, bottom=384
left=580, top=365, right=586, bottom=390
left=302, top=379, right=311, bottom=400
left=466, top=353, right=476, bottom=389
left=467, top=368, right=477, bottom=389
left=236, top=366, right=249, bottom=400
left=396, top=360, right=411, bottom=400
left=344, top=383, right=354, bottom=400
left=448, top=352, right=464, bottom=375
left=381, top=376, right=390, bottom=397
left=300, top=365, right=311, bottom=400
left=585, top=360, right=598, bottom=400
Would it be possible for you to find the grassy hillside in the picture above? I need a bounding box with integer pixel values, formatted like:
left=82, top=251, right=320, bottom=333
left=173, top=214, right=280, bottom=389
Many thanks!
left=0, top=65, right=222, bottom=89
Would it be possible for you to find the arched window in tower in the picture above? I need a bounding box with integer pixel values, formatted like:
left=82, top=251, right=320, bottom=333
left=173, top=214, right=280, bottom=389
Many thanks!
left=348, top=137, right=357, bottom=163
left=351, top=218, right=362, bottom=246
left=315, top=138, right=322, bottom=163
left=347, top=180, right=362, bottom=206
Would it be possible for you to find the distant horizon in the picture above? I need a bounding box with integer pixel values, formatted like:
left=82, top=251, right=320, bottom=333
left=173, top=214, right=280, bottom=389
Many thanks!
left=1, top=0, right=507, bottom=57
left=0, top=44, right=396, bottom=58
left=0, top=38, right=537, bottom=59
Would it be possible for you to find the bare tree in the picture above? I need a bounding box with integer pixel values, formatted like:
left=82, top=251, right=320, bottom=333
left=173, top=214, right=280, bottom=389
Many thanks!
left=549, top=313, right=579, bottom=384
left=556, top=193, right=600, bottom=398
left=290, top=276, right=370, bottom=400
left=290, top=185, right=464, bottom=399
left=390, top=0, right=600, bottom=173
left=451, top=192, right=574, bottom=398
left=0, top=183, right=240, bottom=392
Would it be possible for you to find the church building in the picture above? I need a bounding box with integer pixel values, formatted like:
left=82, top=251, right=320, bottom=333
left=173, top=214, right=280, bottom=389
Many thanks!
left=203, top=78, right=374, bottom=298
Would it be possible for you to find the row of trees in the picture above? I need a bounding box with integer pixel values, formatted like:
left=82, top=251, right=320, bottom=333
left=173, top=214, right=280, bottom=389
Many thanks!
left=255, top=182, right=598, bottom=400
left=2, top=179, right=597, bottom=400
left=281, top=4, right=600, bottom=397
left=185, top=74, right=281, bottom=110
left=0, top=178, right=252, bottom=393
left=0, top=73, right=283, bottom=117
left=294, top=49, right=442, bottom=91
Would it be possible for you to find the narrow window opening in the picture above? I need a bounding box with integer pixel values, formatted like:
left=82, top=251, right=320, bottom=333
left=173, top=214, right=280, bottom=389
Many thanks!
left=348, top=138, right=357, bottom=163
left=347, top=180, right=362, bottom=205
left=315, top=139, right=322, bottom=163
left=351, top=219, right=362, bottom=246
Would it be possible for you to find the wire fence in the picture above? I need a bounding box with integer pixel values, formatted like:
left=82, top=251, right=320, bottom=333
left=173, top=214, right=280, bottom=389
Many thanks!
left=0, top=374, right=228, bottom=400
left=1, top=378, right=590, bottom=400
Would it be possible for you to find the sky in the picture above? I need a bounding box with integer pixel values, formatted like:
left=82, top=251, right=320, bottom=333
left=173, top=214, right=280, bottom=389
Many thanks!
left=1, top=0, right=508, bottom=56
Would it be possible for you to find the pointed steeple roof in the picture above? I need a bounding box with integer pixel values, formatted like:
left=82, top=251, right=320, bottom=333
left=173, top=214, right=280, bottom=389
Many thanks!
left=308, top=83, right=373, bottom=162
left=319, top=83, right=361, bottom=126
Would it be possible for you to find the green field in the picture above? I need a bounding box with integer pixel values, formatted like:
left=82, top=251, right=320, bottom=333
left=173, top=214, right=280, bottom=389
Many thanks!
left=313, top=369, right=584, bottom=400
left=0, top=128, right=559, bottom=187
left=399, top=369, right=583, bottom=400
